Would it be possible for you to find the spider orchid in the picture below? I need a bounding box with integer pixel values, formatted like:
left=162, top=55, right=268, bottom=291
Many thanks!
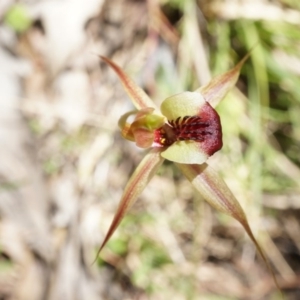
left=96, top=55, right=280, bottom=292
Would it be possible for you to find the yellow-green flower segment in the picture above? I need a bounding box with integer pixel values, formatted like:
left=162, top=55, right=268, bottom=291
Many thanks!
left=159, top=91, right=222, bottom=164
left=120, top=91, right=222, bottom=164
left=95, top=55, right=281, bottom=296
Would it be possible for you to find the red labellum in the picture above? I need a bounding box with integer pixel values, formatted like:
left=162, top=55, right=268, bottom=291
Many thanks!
left=168, top=116, right=210, bottom=142
left=196, top=102, right=223, bottom=155
left=154, top=102, right=222, bottom=156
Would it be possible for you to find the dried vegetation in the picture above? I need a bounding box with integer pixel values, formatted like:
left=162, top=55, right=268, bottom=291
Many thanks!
left=0, top=0, right=300, bottom=299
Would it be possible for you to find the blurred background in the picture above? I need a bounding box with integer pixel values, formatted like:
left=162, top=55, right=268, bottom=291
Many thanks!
left=0, top=0, right=300, bottom=299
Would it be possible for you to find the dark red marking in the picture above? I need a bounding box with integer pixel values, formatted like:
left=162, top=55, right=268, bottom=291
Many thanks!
left=168, top=116, right=210, bottom=142
left=196, top=102, right=223, bottom=155
left=154, top=102, right=222, bottom=156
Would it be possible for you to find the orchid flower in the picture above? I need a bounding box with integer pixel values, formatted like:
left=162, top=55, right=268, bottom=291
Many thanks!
left=96, top=55, right=280, bottom=292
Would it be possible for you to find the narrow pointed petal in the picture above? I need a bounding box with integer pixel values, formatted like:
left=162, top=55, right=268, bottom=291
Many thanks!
left=177, top=162, right=281, bottom=292
left=178, top=162, right=250, bottom=220
left=161, top=141, right=208, bottom=164
left=100, top=56, right=157, bottom=110
left=160, top=91, right=206, bottom=120
left=195, top=53, right=250, bottom=108
left=94, top=148, right=164, bottom=260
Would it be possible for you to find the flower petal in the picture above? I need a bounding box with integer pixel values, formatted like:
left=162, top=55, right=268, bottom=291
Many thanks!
left=177, top=162, right=281, bottom=292
left=131, top=111, right=166, bottom=131
left=118, top=109, right=166, bottom=147
left=160, top=91, right=206, bottom=120
left=100, top=56, right=157, bottom=110
left=161, top=141, right=208, bottom=164
left=195, top=53, right=250, bottom=108
left=94, top=148, right=164, bottom=260
left=161, top=94, right=223, bottom=162
left=118, top=110, right=137, bottom=141
left=132, top=128, right=154, bottom=148
left=178, top=162, right=250, bottom=220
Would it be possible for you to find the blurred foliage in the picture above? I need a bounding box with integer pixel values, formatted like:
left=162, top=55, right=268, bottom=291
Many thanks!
left=1, top=0, right=299, bottom=299
left=4, top=4, right=32, bottom=33
left=103, top=0, right=300, bottom=298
